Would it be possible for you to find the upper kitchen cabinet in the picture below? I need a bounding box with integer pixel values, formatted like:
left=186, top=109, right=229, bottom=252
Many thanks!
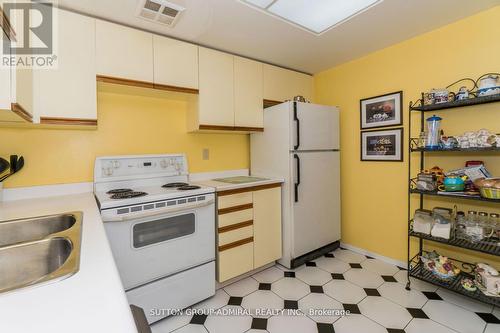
left=234, top=56, right=263, bottom=129
left=263, top=64, right=313, bottom=103
left=195, top=47, right=235, bottom=129
left=33, top=9, right=97, bottom=125
left=153, top=35, right=198, bottom=91
left=96, top=20, right=154, bottom=83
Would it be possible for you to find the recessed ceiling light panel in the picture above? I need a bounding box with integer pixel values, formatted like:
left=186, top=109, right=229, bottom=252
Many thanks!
left=240, top=0, right=383, bottom=35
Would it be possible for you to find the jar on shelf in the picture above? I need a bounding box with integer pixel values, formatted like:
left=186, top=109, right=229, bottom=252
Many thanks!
left=489, top=213, right=499, bottom=238
left=455, top=211, right=467, bottom=240
left=466, top=211, right=485, bottom=243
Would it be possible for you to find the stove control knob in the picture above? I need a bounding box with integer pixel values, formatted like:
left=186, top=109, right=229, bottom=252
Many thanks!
left=112, top=161, right=120, bottom=169
left=103, top=167, right=113, bottom=176
left=160, top=159, right=168, bottom=169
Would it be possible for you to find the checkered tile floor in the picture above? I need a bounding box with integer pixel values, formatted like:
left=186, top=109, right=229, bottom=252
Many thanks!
left=151, top=248, right=500, bottom=333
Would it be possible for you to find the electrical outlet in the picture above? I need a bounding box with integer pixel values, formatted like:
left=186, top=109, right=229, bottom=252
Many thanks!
left=202, top=148, right=209, bottom=160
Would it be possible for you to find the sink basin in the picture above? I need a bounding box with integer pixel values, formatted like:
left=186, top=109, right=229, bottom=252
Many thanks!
left=0, top=238, right=74, bottom=293
left=0, top=213, right=78, bottom=247
left=0, top=212, right=82, bottom=294
left=213, top=176, right=268, bottom=184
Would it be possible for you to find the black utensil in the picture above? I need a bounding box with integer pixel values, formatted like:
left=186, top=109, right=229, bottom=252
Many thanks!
left=15, top=156, right=24, bottom=173
left=9, top=155, right=17, bottom=173
left=0, top=156, right=24, bottom=182
left=0, top=157, right=9, bottom=176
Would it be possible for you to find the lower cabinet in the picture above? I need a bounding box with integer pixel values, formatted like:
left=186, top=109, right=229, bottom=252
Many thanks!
left=216, top=183, right=282, bottom=282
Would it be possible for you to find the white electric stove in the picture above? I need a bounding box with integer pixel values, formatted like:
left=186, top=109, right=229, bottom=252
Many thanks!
left=94, top=154, right=216, bottom=324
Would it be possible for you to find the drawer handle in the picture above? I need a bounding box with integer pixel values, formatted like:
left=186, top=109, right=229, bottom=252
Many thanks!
left=219, top=237, right=254, bottom=252
left=218, top=203, right=253, bottom=215
left=218, top=220, right=253, bottom=233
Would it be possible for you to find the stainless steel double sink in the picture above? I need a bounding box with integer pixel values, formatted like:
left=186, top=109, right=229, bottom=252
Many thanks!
left=0, top=212, right=82, bottom=294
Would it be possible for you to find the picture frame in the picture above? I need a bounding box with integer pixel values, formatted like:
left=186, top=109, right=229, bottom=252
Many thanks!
left=361, top=127, right=404, bottom=162
left=360, top=91, right=403, bottom=129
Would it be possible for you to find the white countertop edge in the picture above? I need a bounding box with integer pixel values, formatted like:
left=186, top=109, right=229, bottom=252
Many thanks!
left=188, top=169, right=249, bottom=182
left=2, top=182, right=93, bottom=202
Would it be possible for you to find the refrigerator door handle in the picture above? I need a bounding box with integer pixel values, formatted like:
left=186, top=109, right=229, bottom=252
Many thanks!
left=294, top=154, right=301, bottom=202
left=293, top=102, right=300, bottom=150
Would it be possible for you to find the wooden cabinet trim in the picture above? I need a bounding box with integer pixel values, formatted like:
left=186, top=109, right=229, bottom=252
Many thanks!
left=11, top=103, right=33, bottom=123
left=263, top=99, right=282, bottom=108
left=96, top=75, right=199, bottom=94
left=218, top=183, right=282, bottom=196
left=218, top=220, right=253, bottom=233
left=218, top=237, right=254, bottom=252
left=199, top=124, right=264, bottom=132
left=40, top=117, right=98, bottom=126
left=218, top=203, right=253, bottom=215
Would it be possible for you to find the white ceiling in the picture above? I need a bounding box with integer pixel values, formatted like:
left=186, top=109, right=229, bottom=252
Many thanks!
left=55, top=0, right=500, bottom=74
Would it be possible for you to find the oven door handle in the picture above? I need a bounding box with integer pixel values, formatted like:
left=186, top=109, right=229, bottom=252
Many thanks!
left=102, top=199, right=215, bottom=222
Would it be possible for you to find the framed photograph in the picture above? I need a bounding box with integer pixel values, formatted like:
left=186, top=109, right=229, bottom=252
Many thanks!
left=360, top=91, right=403, bottom=129
left=361, top=128, right=404, bottom=162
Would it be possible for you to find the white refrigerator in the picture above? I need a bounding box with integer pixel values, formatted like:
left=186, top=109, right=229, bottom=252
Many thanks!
left=251, top=101, right=340, bottom=268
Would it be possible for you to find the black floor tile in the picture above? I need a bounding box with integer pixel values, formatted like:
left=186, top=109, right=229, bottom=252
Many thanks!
left=306, top=261, right=317, bottom=267
left=317, top=322, right=335, bottom=333
left=397, top=266, right=407, bottom=271
left=284, top=271, right=296, bottom=278
left=406, top=308, right=428, bottom=319
left=365, top=255, right=374, bottom=259
left=284, top=300, right=298, bottom=309
left=364, top=288, right=381, bottom=296
left=325, top=253, right=335, bottom=258
left=190, top=314, right=208, bottom=325
left=251, top=317, right=268, bottom=330
left=422, top=291, right=443, bottom=300
left=310, top=285, right=324, bottom=293
left=227, top=296, right=243, bottom=306
left=259, top=283, right=271, bottom=290
left=349, top=263, right=362, bottom=269
left=381, top=275, right=398, bottom=282
left=331, top=273, right=344, bottom=280
left=387, top=329, right=405, bottom=333
left=342, top=303, right=361, bottom=314
left=476, top=312, right=500, bottom=324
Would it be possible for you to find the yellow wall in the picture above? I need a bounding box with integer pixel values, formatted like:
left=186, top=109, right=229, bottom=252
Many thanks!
left=315, top=6, right=500, bottom=264
left=0, top=84, right=249, bottom=188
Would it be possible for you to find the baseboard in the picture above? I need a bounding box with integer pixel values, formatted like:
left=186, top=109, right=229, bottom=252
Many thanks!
left=340, top=242, right=408, bottom=269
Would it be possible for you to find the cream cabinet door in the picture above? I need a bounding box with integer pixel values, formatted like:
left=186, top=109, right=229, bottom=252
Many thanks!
left=198, top=47, right=234, bottom=127
left=96, top=20, right=153, bottom=82
left=153, top=35, right=198, bottom=89
left=34, top=10, right=96, bottom=121
left=234, top=56, right=263, bottom=128
left=253, top=186, right=282, bottom=268
left=263, top=64, right=313, bottom=102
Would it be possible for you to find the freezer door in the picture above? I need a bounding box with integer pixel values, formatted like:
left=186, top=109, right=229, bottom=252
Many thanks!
left=290, top=102, right=339, bottom=151
left=291, top=151, right=340, bottom=257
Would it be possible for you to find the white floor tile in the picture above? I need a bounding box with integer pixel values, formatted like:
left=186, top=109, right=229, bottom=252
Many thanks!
left=484, top=324, right=500, bottom=333
left=224, top=277, right=259, bottom=297
left=151, top=315, right=191, bottom=333
left=204, top=306, right=252, bottom=333
left=172, top=324, right=208, bottom=333
left=378, top=282, right=428, bottom=308
left=193, top=289, right=230, bottom=310
left=241, top=290, right=283, bottom=318
left=298, top=293, right=343, bottom=323
left=333, top=314, right=387, bottom=333
left=344, top=268, right=384, bottom=288
left=315, top=257, right=351, bottom=273
left=272, top=277, right=310, bottom=300
left=436, top=288, right=494, bottom=313
left=405, top=318, right=457, bottom=333
left=323, top=280, right=366, bottom=304
left=267, top=313, right=317, bottom=333
left=252, top=266, right=285, bottom=283
left=361, top=259, right=399, bottom=276
left=333, top=249, right=367, bottom=264
left=423, top=300, right=487, bottom=333
left=393, top=270, right=438, bottom=292
left=358, top=296, right=412, bottom=329
left=295, top=266, right=332, bottom=286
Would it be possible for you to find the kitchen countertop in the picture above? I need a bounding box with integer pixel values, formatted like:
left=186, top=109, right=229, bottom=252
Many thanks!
left=0, top=193, right=137, bottom=333
left=193, top=176, right=283, bottom=192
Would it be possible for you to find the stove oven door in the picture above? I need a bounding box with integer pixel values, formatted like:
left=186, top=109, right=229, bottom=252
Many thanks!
left=104, top=199, right=215, bottom=290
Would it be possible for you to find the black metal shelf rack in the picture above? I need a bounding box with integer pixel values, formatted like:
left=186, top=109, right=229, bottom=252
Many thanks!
left=406, top=92, right=500, bottom=305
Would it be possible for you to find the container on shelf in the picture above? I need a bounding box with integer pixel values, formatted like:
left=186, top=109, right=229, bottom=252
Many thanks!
left=426, top=115, right=442, bottom=149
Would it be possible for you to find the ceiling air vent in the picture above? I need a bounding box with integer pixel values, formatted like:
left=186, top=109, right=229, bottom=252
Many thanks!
left=136, top=0, right=185, bottom=27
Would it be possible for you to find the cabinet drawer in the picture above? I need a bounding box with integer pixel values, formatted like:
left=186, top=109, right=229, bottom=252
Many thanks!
left=218, top=209, right=253, bottom=228
left=218, top=225, right=253, bottom=246
left=218, top=192, right=253, bottom=209
left=217, top=241, right=253, bottom=282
